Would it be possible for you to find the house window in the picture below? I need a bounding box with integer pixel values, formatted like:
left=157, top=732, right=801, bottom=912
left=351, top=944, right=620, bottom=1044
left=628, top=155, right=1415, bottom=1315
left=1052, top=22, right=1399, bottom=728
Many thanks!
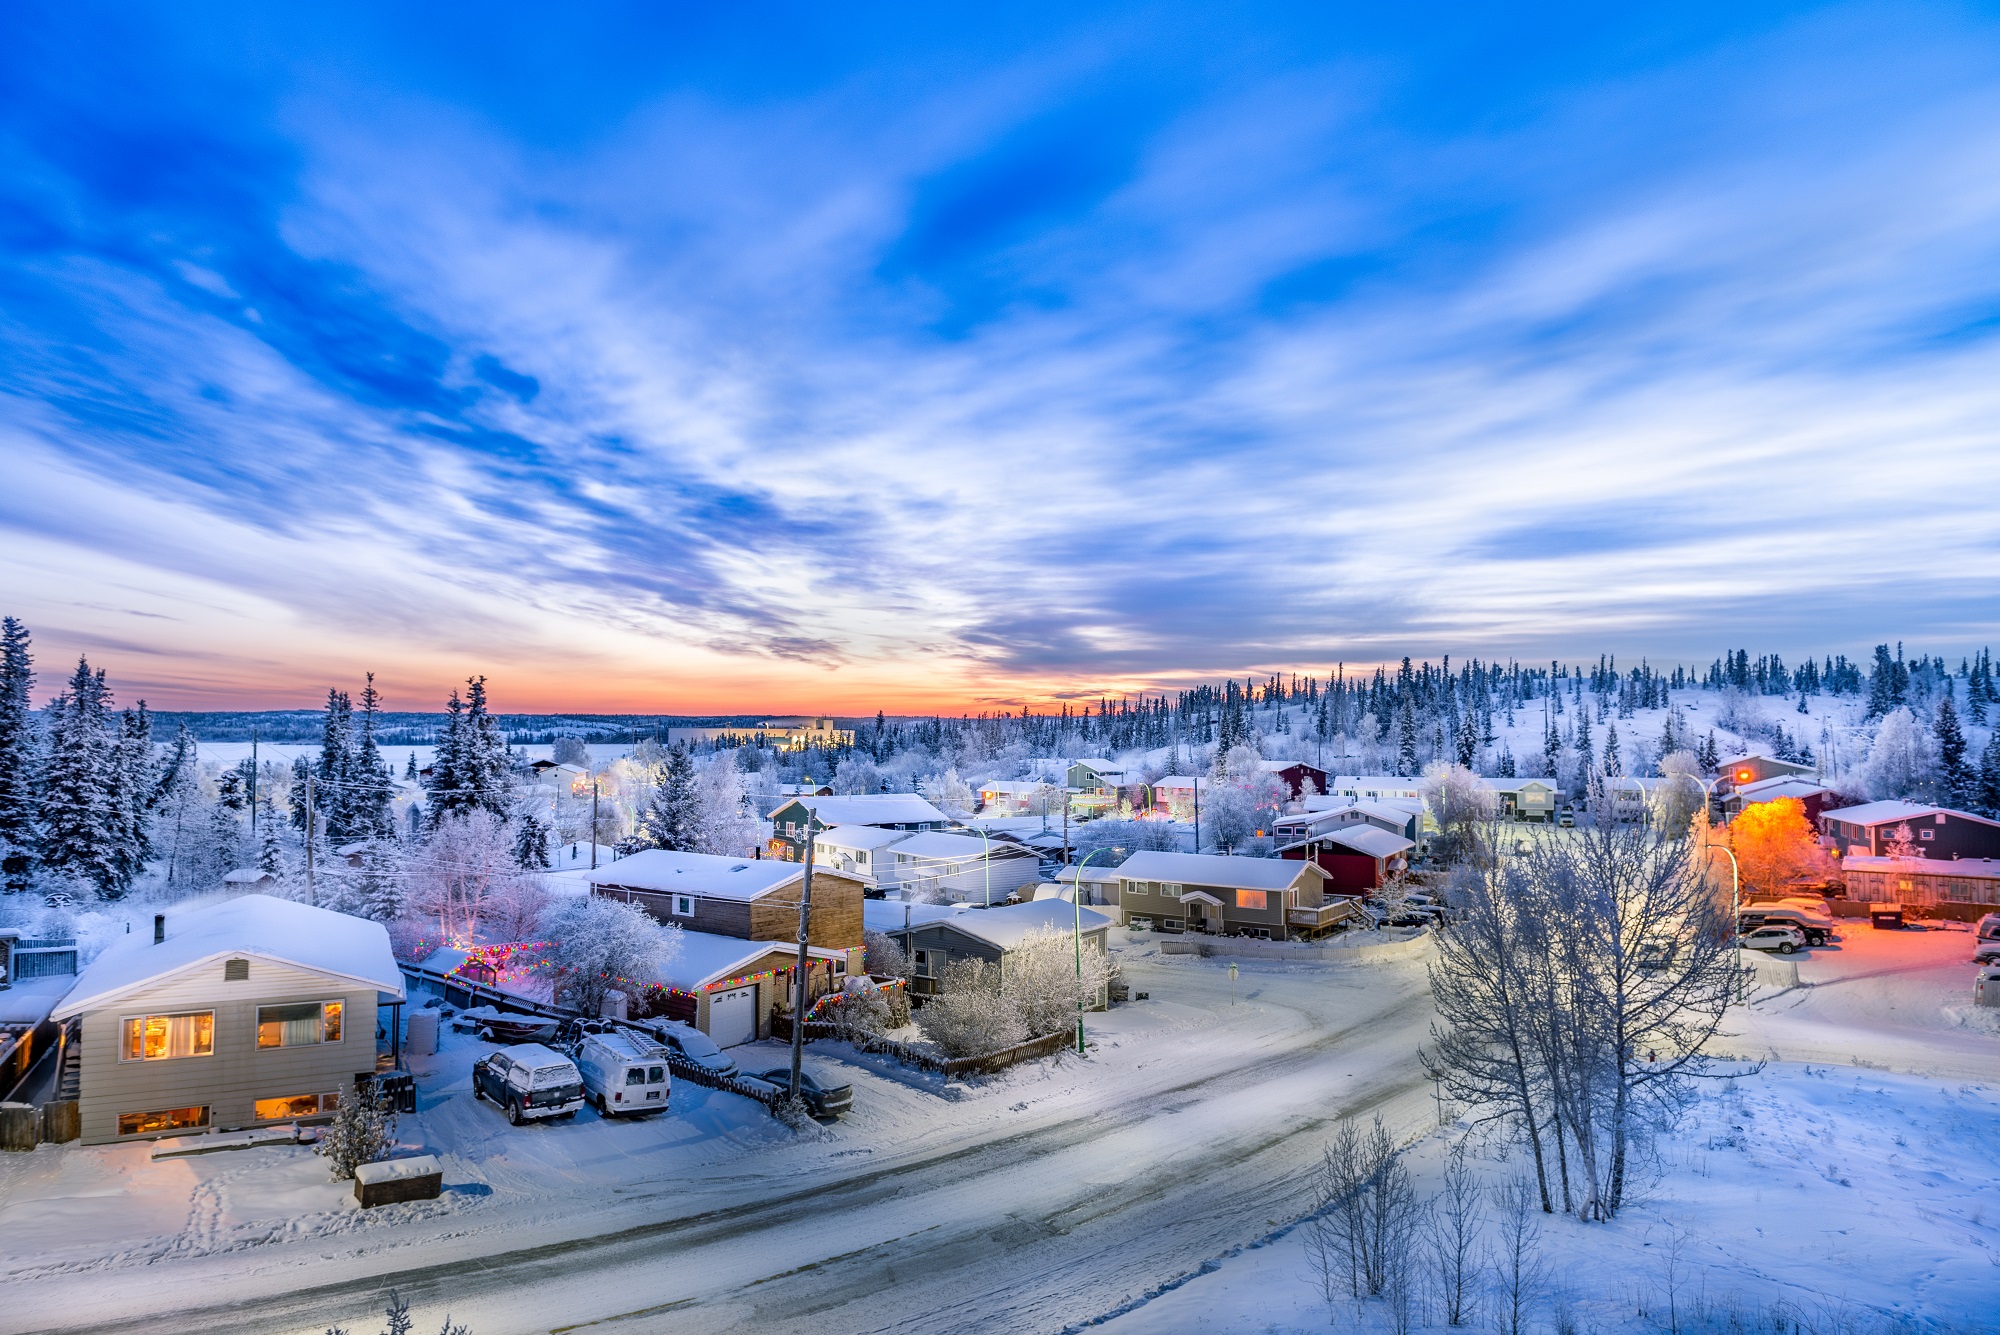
left=257, top=1000, right=344, bottom=1049
left=1237, top=890, right=1268, bottom=911
left=1919, top=829, right=1935, bottom=841
left=117, top=1105, right=209, bottom=1137
left=254, top=1092, right=339, bottom=1121
left=914, top=949, right=936, bottom=978
left=1124, top=881, right=1146, bottom=896
left=672, top=894, right=694, bottom=917
left=121, top=1011, right=214, bottom=1061
left=1159, top=883, right=1182, bottom=900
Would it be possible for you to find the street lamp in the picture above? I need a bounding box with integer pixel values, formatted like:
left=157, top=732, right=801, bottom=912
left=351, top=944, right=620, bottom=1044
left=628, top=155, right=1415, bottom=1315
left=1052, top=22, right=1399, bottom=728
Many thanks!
left=1702, top=842, right=1744, bottom=1002
left=1068, top=846, right=1113, bottom=1056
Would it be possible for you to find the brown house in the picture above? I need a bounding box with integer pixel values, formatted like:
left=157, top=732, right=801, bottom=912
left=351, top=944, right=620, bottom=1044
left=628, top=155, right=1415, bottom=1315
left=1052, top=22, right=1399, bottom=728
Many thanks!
left=1111, top=850, right=1346, bottom=940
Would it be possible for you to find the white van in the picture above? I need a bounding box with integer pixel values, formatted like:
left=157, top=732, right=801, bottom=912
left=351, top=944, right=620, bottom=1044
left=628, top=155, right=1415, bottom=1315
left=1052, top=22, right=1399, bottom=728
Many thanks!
left=576, top=1030, right=670, bottom=1117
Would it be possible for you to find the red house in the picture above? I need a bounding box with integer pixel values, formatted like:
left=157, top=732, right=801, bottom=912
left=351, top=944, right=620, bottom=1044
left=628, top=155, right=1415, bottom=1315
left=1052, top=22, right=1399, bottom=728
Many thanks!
left=1280, top=824, right=1414, bottom=891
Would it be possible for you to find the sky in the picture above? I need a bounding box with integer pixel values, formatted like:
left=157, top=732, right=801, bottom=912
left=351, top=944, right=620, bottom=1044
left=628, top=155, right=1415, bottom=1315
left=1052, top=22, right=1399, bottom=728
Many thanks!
left=4, top=3, right=2000, bottom=714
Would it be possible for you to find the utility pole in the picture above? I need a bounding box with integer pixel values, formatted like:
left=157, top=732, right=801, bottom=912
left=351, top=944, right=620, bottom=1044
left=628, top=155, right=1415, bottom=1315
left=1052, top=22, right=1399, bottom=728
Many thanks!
left=788, top=811, right=820, bottom=1102
left=304, top=773, right=316, bottom=907
left=590, top=774, right=600, bottom=871
left=249, top=724, right=259, bottom=840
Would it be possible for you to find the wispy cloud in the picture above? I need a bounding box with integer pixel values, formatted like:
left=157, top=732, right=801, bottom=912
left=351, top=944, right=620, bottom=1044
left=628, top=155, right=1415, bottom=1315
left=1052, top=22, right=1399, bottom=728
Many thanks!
left=2, top=5, right=1999, bottom=709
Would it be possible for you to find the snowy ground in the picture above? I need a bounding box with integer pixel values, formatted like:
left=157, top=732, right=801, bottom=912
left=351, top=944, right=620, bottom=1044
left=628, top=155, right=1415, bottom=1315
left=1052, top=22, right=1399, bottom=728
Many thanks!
left=5, top=923, right=1997, bottom=1335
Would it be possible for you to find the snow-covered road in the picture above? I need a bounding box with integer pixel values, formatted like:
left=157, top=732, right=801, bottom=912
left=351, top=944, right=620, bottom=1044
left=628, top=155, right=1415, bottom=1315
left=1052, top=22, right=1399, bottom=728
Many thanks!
left=5, top=945, right=1441, bottom=1335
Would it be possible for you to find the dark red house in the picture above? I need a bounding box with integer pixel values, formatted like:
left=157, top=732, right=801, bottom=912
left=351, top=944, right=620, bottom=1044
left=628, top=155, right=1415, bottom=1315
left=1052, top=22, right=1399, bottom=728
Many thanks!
left=1279, top=824, right=1414, bottom=891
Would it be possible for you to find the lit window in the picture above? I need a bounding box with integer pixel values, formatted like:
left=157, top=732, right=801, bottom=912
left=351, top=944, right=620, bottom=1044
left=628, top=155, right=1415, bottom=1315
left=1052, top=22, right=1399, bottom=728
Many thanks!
left=117, top=1105, right=208, bottom=1137
left=1237, top=890, right=1268, bottom=911
left=253, top=1092, right=338, bottom=1121
left=257, top=1000, right=344, bottom=1049
left=121, top=1011, right=214, bottom=1061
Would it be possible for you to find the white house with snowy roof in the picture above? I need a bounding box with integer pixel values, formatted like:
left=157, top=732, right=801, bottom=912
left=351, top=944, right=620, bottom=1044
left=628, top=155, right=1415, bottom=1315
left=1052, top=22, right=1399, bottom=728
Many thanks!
left=52, top=895, right=405, bottom=1145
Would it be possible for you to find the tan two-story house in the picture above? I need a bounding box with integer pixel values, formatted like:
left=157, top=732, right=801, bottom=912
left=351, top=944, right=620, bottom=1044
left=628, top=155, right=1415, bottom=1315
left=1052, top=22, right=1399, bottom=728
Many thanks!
left=1110, top=851, right=1348, bottom=940
left=53, top=895, right=405, bottom=1146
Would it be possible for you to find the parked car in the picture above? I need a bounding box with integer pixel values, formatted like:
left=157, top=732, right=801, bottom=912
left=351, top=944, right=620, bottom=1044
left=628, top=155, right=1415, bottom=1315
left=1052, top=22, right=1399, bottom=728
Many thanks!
left=473, top=1043, right=585, bottom=1124
left=456, top=1006, right=561, bottom=1044
left=575, top=1031, right=670, bottom=1117
left=1974, top=938, right=2000, bottom=966
left=1738, top=925, right=1808, bottom=955
left=740, top=1066, right=853, bottom=1119
left=628, top=1018, right=739, bottom=1079
left=1127, top=916, right=1154, bottom=932
left=1635, top=937, right=1676, bottom=971
left=1738, top=906, right=1832, bottom=946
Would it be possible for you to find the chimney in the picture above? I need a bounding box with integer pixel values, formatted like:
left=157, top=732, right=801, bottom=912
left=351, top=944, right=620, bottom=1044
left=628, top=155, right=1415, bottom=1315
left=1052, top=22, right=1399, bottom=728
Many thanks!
left=153, top=914, right=165, bottom=945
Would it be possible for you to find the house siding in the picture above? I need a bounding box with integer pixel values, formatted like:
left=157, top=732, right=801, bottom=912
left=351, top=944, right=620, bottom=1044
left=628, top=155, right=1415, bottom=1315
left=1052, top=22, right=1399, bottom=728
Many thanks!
left=76, top=956, right=381, bottom=1145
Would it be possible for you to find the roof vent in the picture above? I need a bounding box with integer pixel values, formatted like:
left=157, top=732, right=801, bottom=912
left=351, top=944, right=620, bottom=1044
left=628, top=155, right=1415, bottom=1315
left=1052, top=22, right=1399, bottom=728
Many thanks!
left=730, top=864, right=748, bottom=872
left=224, top=958, right=249, bottom=981
left=153, top=914, right=165, bottom=945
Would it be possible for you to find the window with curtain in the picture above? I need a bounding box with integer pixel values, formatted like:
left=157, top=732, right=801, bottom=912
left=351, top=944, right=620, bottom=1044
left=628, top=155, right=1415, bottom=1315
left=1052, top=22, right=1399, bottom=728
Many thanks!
left=1236, top=890, right=1268, bottom=911
left=253, top=1092, right=338, bottom=1121
left=257, top=1000, right=344, bottom=1048
left=121, top=1011, right=214, bottom=1061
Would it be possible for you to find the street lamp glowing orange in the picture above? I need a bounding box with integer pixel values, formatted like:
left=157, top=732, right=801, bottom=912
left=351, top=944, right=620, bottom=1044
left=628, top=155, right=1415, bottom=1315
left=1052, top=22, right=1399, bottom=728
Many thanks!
left=1736, top=769, right=1753, bottom=783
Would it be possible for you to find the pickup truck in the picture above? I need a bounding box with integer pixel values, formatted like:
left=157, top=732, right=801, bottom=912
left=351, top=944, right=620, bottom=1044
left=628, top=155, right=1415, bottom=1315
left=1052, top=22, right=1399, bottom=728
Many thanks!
left=472, top=1043, right=585, bottom=1125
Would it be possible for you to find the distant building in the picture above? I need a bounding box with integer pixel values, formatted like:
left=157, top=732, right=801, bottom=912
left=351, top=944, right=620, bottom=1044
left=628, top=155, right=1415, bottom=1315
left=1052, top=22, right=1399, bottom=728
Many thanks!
left=1258, top=760, right=1330, bottom=799
left=1820, top=802, right=2000, bottom=861
left=1715, top=753, right=1817, bottom=792
left=764, top=793, right=951, bottom=861
left=1839, top=856, right=2000, bottom=919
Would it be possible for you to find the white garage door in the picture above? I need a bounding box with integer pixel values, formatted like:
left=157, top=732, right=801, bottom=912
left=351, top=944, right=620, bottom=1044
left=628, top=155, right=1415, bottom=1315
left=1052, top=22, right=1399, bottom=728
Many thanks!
left=708, top=986, right=757, bottom=1049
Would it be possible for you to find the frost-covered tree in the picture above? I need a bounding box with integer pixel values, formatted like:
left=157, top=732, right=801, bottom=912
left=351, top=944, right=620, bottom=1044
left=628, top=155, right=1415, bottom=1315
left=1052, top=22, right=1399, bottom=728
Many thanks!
left=108, top=702, right=155, bottom=891
left=1421, top=761, right=1496, bottom=866
left=1395, top=697, right=1419, bottom=776
left=695, top=754, right=763, bottom=857
left=407, top=811, right=527, bottom=944
left=862, top=928, right=910, bottom=979
left=1653, top=751, right=1706, bottom=834
left=0, top=617, right=35, bottom=894
left=1933, top=696, right=1975, bottom=810
left=832, top=756, right=883, bottom=795
left=1863, top=707, right=1933, bottom=801
left=636, top=744, right=703, bottom=851
left=551, top=735, right=590, bottom=767
left=535, top=895, right=677, bottom=1016
left=348, top=674, right=396, bottom=838
left=426, top=677, right=511, bottom=826
left=1979, top=731, right=2000, bottom=818
left=316, top=1084, right=396, bottom=1181
left=918, top=767, right=974, bottom=817
left=1728, top=797, right=1834, bottom=893
left=351, top=845, right=404, bottom=924
left=38, top=658, right=124, bottom=898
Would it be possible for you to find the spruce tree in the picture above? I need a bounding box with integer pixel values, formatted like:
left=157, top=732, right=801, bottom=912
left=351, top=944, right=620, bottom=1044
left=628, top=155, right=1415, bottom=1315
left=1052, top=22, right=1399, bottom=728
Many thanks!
left=107, top=700, right=155, bottom=891
left=1395, top=697, right=1419, bottom=776
left=1934, top=696, right=1974, bottom=809
left=636, top=745, right=703, bottom=851
left=257, top=806, right=288, bottom=879
left=1602, top=722, right=1623, bottom=777
left=1575, top=712, right=1595, bottom=778
left=349, top=674, right=394, bottom=838
left=38, top=658, right=122, bottom=897
left=462, top=676, right=511, bottom=817
left=1978, top=731, right=2000, bottom=818
left=0, top=617, right=37, bottom=893
left=1454, top=711, right=1479, bottom=768
left=317, top=688, right=356, bottom=842
left=425, top=687, right=472, bottom=825
left=513, top=812, right=552, bottom=869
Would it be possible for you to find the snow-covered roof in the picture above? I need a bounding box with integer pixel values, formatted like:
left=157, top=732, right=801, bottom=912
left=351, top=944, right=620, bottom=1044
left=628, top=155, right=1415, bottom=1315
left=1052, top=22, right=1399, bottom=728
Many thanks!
left=815, top=824, right=915, bottom=853
left=978, top=781, right=1047, bottom=794
left=54, top=895, right=405, bottom=1019
left=1320, top=826, right=1416, bottom=858
left=1053, top=863, right=1121, bottom=883
left=1113, top=851, right=1316, bottom=890
left=1289, top=798, right=1418, bottom=826
left=1154, top=775, right=1208, bottom=790
left=862, top=900, right=972, bottom=933
left=589, top=849, right=802, bottom=901
left=1822, top=801, right=2000, bottom=830
left=1842, top=856, right=2000, bottom=879
left=890, top=831, right=1035, bottom=861
left=656, top=929, right=847, bottom=992
left=770, top=794, right=950, bottom=826
left=1734, top=777, right=1831, bottom=801
left=221, top=868, right=275, bottom=884
left=935, top=900, right=1112, bottom=951
left=1719, top=752, right=1814, bottom=771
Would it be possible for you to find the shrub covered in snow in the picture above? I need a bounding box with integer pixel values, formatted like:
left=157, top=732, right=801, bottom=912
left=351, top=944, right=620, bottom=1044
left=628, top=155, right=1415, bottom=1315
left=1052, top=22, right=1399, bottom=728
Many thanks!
left=317, top=1085, right=396, bottom=1182
left=920, top=958, right=1028, bottom=1058
left=535, top=895, right=678, bottom=1016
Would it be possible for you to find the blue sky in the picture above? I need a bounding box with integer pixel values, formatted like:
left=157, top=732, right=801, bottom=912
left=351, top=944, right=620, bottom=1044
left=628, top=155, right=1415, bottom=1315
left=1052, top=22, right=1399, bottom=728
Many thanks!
left=3, top=3, right=1999, bottom=710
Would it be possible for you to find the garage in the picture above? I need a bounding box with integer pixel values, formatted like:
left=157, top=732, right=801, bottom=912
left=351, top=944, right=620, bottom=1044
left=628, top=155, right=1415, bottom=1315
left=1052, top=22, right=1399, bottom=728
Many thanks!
left=708, top=985, right=758, bottom=1048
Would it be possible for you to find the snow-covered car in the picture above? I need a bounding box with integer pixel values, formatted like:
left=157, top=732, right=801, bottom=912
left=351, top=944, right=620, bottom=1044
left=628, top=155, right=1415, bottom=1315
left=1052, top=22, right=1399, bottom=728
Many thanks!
left=1973, top=939, right=2000, bottom=966
left=575, top=1031, right=670, bottom=1117
left=1737, top=906, right=1832, bottom=946
left=473, top=1044, right=585, bottom=1124
left=1127, top=916, right=1155, bottom=932
left=1738, top=925, right=1808, bottom=955
left=1635, top=937, right=1676, bottom=971
left=739, top=1066, right=853, bottom=1119
left=629, top=1019, right=738, bottom=1079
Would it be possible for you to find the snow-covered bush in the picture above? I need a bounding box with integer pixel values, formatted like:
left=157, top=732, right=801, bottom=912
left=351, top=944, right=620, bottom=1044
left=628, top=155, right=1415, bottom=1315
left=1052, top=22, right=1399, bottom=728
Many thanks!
left=824, top=979, right=894, bottom=1039
left=832, top=756, right=883, bottom=795
left=535, top=896, right=678, bottom=1016
left=317, top=1085, right=396, bottom=1181
left=862, top=928, right=910, bottom=979
left=1072, top=818, right=1178, bottom=864
left=1000, top=925, right=1112, bottom=1040
left=918, top=768, right=974, bottom=817
left=1421, top=761, right=1495, bottom=864
left=406, top=811, right=534, bottom=944
left=694, top=754, right=764, bottom=857
left=920, top=958, right=1027, bottom=1058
